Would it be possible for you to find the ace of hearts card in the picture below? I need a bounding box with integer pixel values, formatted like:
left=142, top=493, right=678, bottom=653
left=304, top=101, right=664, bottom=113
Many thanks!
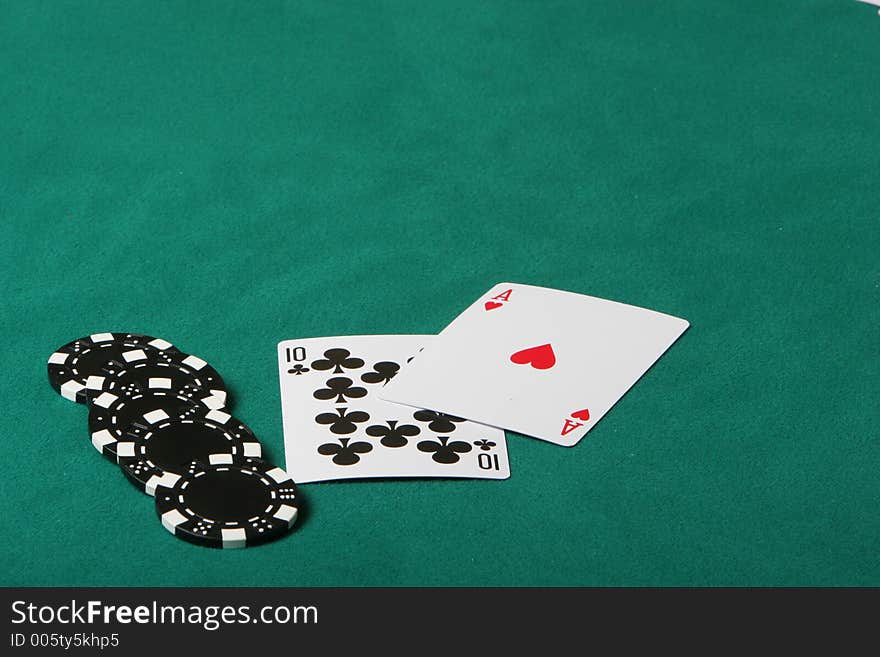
left=381, top=283, right=689, bottom=446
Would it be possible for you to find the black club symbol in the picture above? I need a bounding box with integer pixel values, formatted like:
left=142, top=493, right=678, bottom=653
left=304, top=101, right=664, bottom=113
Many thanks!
left=366, top=420, right=420, bottom=448
left=315, top=407, right=370, bottom=435
left=314, top=377, right=367, bottom=404
left=311, top=348, right=365, bottom=374
left=473, top=439, right=496, bottom=451
left=288, top=364, right=310, bottom=375
left=317, top=438, right=373, bottom=466
left=361, top=361, right=400, bottom=385
left=417, top=436, right=473, bottom=464
left=412, top=410, right=467, bottom=434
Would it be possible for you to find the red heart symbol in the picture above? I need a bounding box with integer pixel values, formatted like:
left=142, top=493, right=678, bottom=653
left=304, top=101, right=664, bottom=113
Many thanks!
left=571, top=408, right=590, bottom=421
left=510, top=344, right=556, bottom=370
left=484, top=301, right=503, bottom=311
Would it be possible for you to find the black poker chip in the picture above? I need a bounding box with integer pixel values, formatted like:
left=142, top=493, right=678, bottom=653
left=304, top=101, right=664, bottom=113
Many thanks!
left=117, top=409, right=262, bottom=496
left=47, top=333, right=181, bottom=404
left=88, top=385, right=226, bottom=463
left=154, top=458, right=299, bottom=549
left=84, top=350, right=228, bottom=407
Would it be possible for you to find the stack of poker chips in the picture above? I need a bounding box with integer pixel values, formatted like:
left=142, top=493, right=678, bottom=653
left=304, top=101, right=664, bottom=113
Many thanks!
left=47, top=333, right=300, bottom=549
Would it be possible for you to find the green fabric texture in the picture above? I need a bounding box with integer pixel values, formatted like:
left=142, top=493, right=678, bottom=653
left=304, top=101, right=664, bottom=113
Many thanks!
left=1, top=1, right=878, bottom=586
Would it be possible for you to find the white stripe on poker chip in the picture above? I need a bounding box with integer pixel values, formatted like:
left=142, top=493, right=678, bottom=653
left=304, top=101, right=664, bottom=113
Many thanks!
left=205, top=409, right=230, bottom=424
left=60, top=380, right=84, bottom=401
left=243, top=443, right=262, bottom=458
left=85, top=375, right=105, bottom=390
left=146, top=472, right=180, bottom=496
left=91, top=333, right=114, bottom=343
left=48, top=352, right=68, bottom=365
left=203, top=394, right=225, bottom=410
left=116, top=442, right=135, bottom=458
left=142, top=409, right=170, bottom=425
left=148, top=377, right=172, bottom=389
left=221, top=528, right=247, bottom=549
left=210, top=389, right=227, bottom=404
left=209, top=453, right=234, bottom=465
left=181, top=354, right=207, bottom=370
left=148, top=338, right=173, bottom=350
left=91, top=429, right=115, bottom=452
left=161, top=509, right=187, bottom=533
left=274, top=505, right=298, bottom=527
left=122, top=349, right=147, bottom=363
left=266, top=467, right=292, bottom=485
left=92, top=392, right=118, bottom=409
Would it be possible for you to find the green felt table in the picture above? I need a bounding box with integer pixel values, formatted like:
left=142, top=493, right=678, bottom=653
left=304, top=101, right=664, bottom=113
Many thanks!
left=2, top=1, right=878, bottom=587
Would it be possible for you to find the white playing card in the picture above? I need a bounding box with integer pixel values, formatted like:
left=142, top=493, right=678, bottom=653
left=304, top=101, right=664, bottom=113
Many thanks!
left=381, top=283, right=689, bottom=446
left=278, top=335, right=510, bottom=483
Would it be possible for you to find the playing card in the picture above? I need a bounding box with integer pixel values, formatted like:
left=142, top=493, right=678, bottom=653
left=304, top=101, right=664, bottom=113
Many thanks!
left=277, top=335, right=510, bottom=482
left=381, top=283, right=689, bottom=446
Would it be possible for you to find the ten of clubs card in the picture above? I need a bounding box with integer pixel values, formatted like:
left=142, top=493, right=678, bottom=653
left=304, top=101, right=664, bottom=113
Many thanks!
left=277, top=335, right=510, bottom=483
left=382, top=283, right=689, bottom=447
